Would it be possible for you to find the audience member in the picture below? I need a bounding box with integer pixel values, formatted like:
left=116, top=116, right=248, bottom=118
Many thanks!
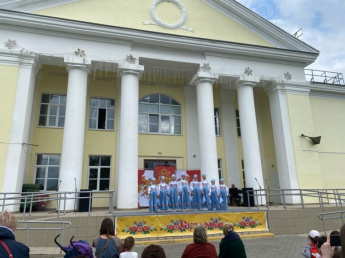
left=120, top=236, right=138, bottom=258
left=219, top=222, right=247, bottom=258
left=301, top=229, right=320, bottom=258
left=141, top=244, right=166, bottom=258
left=316, top=235, right=327, bottom=257
left=181, top=224, right=217, bottom=258
left=320, top=223, right=345, bottom=258
left=93, top=218, right=123, bottom=257
left=0, top=210, right=30, bottom=257
left=330, top=231, right=341, bottom=252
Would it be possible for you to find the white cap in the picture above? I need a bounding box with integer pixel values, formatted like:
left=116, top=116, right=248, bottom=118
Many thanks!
left=309, top=230, right=320, bottom=238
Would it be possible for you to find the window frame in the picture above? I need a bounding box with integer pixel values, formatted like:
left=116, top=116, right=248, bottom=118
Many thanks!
left=88, top=155, right=111, bottom=191
left=33, top=154, right=61, bottom=191
left=88, top=97, right=115, bottom=131
left=139, top=94, right=182, bottom=135
left=217, top=159, right=223, bottom=180
left=236, top=109, right=241, bottom=138
left=38, top=93, right=66, bottom=128
left=214, top=107, right=222, bottom=136
left=241, top=159, right=246, bottom=188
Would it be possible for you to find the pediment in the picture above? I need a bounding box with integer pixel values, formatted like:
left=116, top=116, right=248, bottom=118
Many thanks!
left=0, top=0, right=318, bottom=53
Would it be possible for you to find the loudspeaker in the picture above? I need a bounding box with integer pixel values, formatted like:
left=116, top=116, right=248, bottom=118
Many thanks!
left=79, top=189, right=92, bottom=212
left=242, top=188, right=255, bottom=207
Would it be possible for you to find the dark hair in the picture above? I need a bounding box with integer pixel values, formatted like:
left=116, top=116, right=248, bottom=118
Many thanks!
left=309, top=236, right=319, bottom=245
left=124, top=236, right=135, bottom=251
left=340, top=223, right=345, bottom=258
left=141, top=244, right=166, bottom=258
left=99, top=218, right=115, bottom=238
left=316, top=236, right=327, bottom=249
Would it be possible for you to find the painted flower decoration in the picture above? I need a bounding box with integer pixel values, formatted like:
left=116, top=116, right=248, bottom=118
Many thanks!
left=234, top=216, right=261, bottom=229
left=122, top=221, right=157, bottom=235
left=160, top=220, right=189, bottom=233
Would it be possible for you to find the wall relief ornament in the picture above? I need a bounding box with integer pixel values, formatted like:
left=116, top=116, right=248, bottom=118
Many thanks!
left=5, top=39, right=17, bottom=49
left=126, top=54, right=136, bottom=64
left=144, top=0, right=193, bottom=32
left=244, top=67, right=253, bottom=76
left=74, top=48, right=85, bottom=57
left=284, top=72, right=292, bottom=80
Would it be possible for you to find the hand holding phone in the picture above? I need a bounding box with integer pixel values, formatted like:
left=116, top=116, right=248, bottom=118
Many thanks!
left=330, top=235, right=341, bottom=247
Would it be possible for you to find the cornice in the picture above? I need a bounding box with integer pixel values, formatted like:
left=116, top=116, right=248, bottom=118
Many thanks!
left=203, top=0, right=319, bottom=54
left=0, top=48, right=41, bottom=71
left=0, top=10, right=318, bottom=66
left=1, top=0, right=82, bottom=13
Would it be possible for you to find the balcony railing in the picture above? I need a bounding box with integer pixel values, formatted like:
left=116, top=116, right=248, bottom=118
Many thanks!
left=305, top=69, right=344, bottom=86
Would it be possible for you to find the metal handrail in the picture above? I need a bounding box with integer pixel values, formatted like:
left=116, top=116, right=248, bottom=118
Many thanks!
left=317, top=211, right=345, bottom=235
left=305, top=69, right=344, bottom=85
left=0, top=190, right=114, bottom=219
left=17, top=220, right=71, bottom=246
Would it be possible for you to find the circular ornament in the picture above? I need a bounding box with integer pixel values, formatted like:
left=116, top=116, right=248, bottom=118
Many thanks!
left=150, top=0, right=187, bottom=30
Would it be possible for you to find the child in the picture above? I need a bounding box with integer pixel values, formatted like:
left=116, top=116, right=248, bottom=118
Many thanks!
left=200, top=173, right=211, bottom=211
left=148, top=178, right=158, bottom=213
left=190, top=174, right=201, bottom=211
left=218, top=178, right=229, bottom=210
left=301, top=230, right=320, bottom=258
left=120, top=236, right=138, bottom=258
left=158, top=176, right=169, bottom=212
left=179, top=173, right=191, bottom=211
left=168, top=174, right=179, bottom=212
left=210, top=179, right=220, bottom=211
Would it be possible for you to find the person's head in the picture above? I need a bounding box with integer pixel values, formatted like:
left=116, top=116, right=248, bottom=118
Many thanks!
left=99, top=218, right=115, bottom=237
left=340, top=223, right=345, bottom=258
left=193, top=225, right=208, bottom=244
left=202, top=173, right=206, bottom=180
left=193, top=175, right=197, bottom=181
left=0, top=210, right=17, bottom=232
left=316, top=235, right=327, bottom=254
left=211, top=179, right=215, bottom=185
left=222, top=223, right=234, bottom=236
left=151, top=177, right=156, bottom=183
left=231, top=184, right=235, bottom=188
left=171, top=174, right=176, bottom=180
left=141, top=244, right=166, bottom=258
left=160, top=176, right=165, bottom=183
left=308, top=230, right=320, bottom=244
left=220, top=178, right=224, bottom=184
left=124, top=236, right=135, bottom=251
left=181, top=173, right=186, bottom=180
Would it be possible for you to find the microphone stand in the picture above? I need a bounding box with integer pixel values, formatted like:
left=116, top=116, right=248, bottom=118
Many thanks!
left=254, top=178, right=263, bottom=206
left=264, top=178, right=272, bottom=206
left=74, top=178, right=77, bottom=214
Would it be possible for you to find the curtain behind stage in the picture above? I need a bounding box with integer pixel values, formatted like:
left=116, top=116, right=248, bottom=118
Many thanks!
left=138, top=168, right=201, bottom=208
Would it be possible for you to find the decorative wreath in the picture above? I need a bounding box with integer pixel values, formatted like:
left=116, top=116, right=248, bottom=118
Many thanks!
left=150, top=0, right=187, bottom=29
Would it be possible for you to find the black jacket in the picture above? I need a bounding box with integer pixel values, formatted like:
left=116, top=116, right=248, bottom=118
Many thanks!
left=0, top=226, right=29, bottom=258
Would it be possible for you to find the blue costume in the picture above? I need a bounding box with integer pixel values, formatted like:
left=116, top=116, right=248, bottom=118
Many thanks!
left=179, top=179, right=190, bottom=210
left=148, top=183, right=158, bottom=212
left=210, top=183, right=220, bottom=210
left=219, top=183, right=229, bottom=210
left=190, top=180, right=201, bottom=210
left=158, top=182, right=169, bottom=211
left=169, top=179, right=179, bottom=211
left=201, top=180, right=211, bottom=210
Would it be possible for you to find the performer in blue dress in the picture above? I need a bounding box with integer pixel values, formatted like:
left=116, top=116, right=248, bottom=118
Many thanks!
left=218, top=178, right=229, bottom=210
left=168, top=174, right=179, bottom=212
left=201, top=173, right=211, bottom=211
left=158, top=176, right=169, bottom=212
left=190, top=174, right=201, bottom=211
left=179, top=173, right=191, bottom=211
left=148, top=177, right=158, bottom=213
left=210, top=179, right=220, bottom=210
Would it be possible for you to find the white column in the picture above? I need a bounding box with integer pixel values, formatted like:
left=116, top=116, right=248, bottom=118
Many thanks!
left=116, top=61, right=144, bottom=209
left=190, top=68, right=219, bottom=183
left=3, top=54, right=40, bottom=200
left=59, top=57, right=90, bottom=210
left=236, top=80, right=265, bottom=204
left=220, top=89, right=241, bottom=187
left=265, top=83, right=300, bottom=204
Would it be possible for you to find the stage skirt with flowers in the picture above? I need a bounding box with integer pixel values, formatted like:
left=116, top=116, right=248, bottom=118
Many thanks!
left=190, top=183, right=201, bottom=210
left=149, top=187, right=158, bottom=212
left=201, top=185, right=211, bottom=210
left=180, top=185, right=191, bottom=210
left=169, top=185, right=179, bottom=210
left=210, top=188, right=220, bottom=210
left=158, top=188, right=169, bottom=211
left=219, top=188, right=228, bottom=210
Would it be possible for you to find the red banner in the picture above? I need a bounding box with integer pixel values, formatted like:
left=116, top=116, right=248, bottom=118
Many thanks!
left=154, top=166, right=176, bottom=183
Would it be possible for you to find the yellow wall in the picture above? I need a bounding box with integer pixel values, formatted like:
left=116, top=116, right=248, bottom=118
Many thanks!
left=138, top=82, right=187, bottom=169
left=310, top=97, right=345, bottom=189
left=0, top=65, right=19, bottom=191
left=286, top=93, right=323, bottom=189
left=34, top=0, right=273, bottom=47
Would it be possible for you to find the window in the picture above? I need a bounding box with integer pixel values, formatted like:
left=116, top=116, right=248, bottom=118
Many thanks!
left=218, top=159, right=223, bottom=180
left=88, top=156, right=111, bottom=190
left=89, top=98, right=115, bottom=130
left=241, top=159, right=246, bottom=188
left=38, top=94, right=66, bottom=127
left=236, top=109, right=241, bottom=137
left=214, top=108, right=221, bottom=136
left=144, top=159, right=176, bottom=170
left=139, top=94, right=181, bottom=135
left=34, top=154, right=60, bottom=190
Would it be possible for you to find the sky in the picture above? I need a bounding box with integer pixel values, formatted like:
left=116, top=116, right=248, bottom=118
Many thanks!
left=237, top=0, right=345, bottom=80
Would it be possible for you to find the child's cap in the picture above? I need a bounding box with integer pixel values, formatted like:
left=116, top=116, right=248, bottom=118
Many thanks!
left=211, top=179, right=215, bottom=182
left=309, top=230, right=320, bottom=238
left=151, top=177, right=156, bottom=181
left=202, top=173, right=206, bottom=177
left=220, top=178, right=224, bottom=181
left=193, top=174, right=197, bottom=178
left=161, top=176, right=165, bottom=180
left=171, top=174, right=176, bottom=177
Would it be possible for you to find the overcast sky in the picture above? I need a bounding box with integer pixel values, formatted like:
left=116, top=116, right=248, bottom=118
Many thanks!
left=237, top=0, right=345, bottom=79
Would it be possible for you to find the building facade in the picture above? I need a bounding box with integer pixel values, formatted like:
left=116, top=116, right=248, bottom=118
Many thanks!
left=1, top=0, right=345, bottom=209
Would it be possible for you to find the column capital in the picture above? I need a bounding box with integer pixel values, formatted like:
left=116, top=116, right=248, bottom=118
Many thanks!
left=64, top=56, right=91, bottom=74
left=236, top=79, right=259, bottom=89
left=117, top=62, right=144, bottom=78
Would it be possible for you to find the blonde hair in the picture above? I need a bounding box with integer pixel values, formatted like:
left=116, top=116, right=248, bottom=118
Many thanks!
left=0, top=210, right=17, bottom=232
left=222, top=223, right=234, bottom=236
